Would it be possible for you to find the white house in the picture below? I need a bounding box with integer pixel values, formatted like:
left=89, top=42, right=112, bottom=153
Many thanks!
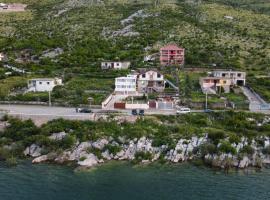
left=101, top=61, right=130, bottom=70
left=115, top=75, right=137, bottom=94
left=28, top=78, right=63, bottom=92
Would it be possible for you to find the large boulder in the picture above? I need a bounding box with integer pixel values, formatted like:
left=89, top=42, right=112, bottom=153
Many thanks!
left=32, top=155, right=48, bottom=163
left=238, top=156, right=250, bottom=168
left=102, top=150, right=112, bottom=160
left=69, top=142, right=92, bottom=160
left=77, top=153, right=98, bottom=167
left=24, top=144, right=42, bottom=157
left=55, top=151, right=72, bottom=163
left=49, top=132, right=67, bottom=141
left=92, top=139, right=109, bottom=150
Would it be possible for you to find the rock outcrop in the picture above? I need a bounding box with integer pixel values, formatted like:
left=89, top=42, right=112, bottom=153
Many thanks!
left=25, top=133, right=270, bottom=170
left=24, top=144, right=42, bottom=157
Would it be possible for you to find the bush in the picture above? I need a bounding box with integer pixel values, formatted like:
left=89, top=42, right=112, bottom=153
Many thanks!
left=207, top=130, right=226, bottom=144
left=6, top=157, right=18, bottom=167
left=240, top=145, right=254, bottom=155
left=218, top=141, right=236, bottom=155
left=86, top=147, right=102, bottom=159
left=58, top=135, right=76, bottom=150
left=104, top=144, right=122, bottom=155
left=135, top=151, right=153, bottom=162
left=199, top=143, right=217, bottom=157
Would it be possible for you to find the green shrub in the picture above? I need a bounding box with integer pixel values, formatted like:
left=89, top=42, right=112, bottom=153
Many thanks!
left=104, top=144, right=122, bottom=155
left=6, top=157, right=18, bottom=167
left=240, top=145, right=254, bottom=155
left=86, top=147, right=102, bottom=159
left=218, top=141, right=237, bottom=155
left=207, top=130, right=226, bottom=144
left=135, top=151, right=153, bottom=162
left=199, top=143, right=217, bottom=157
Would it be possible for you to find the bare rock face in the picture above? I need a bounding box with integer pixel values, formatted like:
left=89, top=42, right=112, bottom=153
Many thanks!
left=77, top=153, right=98, bottom=167
left=92, top=139, right=109, bottom=150
left=32, top=155, right=48, bottom=163
left=24, top=144, right=42, bottom=157
left=102, top=150, right=112, bottom=160
left=238, top=156, right=250, bottom=168
left=69, top=142, right=92, bottom=160
left=49, top=132, right=67, bottom=141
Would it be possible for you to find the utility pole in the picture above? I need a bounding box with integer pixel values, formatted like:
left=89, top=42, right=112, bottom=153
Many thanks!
left=205, top=91, right=208, bottom=110
left=48, top=91, right=52, bottom=107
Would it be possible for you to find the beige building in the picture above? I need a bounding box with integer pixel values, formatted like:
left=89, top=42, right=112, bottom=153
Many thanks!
left=137, top=69, right=165, bottom=93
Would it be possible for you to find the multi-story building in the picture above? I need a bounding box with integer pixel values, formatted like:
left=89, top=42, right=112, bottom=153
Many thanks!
left=212, top=70, right=246, bottom=86
left=28, top=78, right=63, bottom=92
left=115, top=75, right=137, bottom=94
left=101, top=61, right=130, bottom=70
left=160, top=44, right=185, bottom=66
left=137, top=69, right=165, bottom=93
left=200, top=70, right=246, bottom=94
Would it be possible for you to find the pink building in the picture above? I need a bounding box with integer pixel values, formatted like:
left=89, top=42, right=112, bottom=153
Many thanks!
left=160, top=44, right=185, bottom=66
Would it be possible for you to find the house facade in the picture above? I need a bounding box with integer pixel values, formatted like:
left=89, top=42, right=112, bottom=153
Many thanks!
left=101, top=61, right=130, bottom=70
left=28, top=78, right=62, bottom=92
left=160, top=44, right=185, bottom=66
left=200, top=70, right=246, bottom=94
left=115, top=75, right=137, bottom=94
left=200, top=77, right=232, bottom=94
left=212, top=70, right=246, bottom=86
left=137, top=69, right=165, bottom=93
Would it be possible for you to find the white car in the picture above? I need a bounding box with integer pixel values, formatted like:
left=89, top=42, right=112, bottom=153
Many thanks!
left=176, top=107, right=191, bottom=114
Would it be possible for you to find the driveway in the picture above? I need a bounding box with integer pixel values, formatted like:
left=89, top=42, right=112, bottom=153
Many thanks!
left=241, top=86, right=269, bottom=111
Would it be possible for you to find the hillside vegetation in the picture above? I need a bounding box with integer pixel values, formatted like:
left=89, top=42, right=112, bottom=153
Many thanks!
left=0, top=0, right=269, bottom=104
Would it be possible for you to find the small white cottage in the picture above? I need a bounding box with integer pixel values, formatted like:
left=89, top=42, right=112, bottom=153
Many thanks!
left=28, top=78, right=62, bottom=92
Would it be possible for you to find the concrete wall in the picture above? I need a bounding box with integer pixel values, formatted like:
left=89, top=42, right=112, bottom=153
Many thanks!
left=126, top=103, right=149, bottom=110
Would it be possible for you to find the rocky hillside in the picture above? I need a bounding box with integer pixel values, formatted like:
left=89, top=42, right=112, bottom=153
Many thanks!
left=0, top=0, right=269, bottom=71
left=0, top=0, right=269, bottom=104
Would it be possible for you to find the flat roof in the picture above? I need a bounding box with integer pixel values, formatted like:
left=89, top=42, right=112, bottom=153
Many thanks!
left=201, top=77, right=232, bottom=80
left=29, top=78, right=58, bottom=81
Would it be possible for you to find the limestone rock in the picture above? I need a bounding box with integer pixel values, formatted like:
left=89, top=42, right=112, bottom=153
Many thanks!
left=24, top=144, right=42, bottom=157
left=92, top=139, right=108, bottom=150
left=77, top=153, right=98, bottom=167
left=32, top=155, right=48, bottom=163
left=49, top=132, right=67, bottom=141
left=238, top=156, right=250, bottom=168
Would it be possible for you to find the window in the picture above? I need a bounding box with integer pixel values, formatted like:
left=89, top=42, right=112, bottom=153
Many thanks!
left=39, top=82, right=42, bottom=85
left=117, top=63, right=120, bottom=66
left=157, top=73, right=161, bottom=78
left=223, top=81, right=227, bottom=84
left=47, top=82, right=50, bottom=85
left=237, top=73, right=241, bottom=77
left=222, top=73, right=226, bottom=77
left=142, top=74, right=146, bottom=78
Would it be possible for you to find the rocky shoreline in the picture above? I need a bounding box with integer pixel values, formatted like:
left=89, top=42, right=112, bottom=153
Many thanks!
left=24, top=133, right=270, bottom=170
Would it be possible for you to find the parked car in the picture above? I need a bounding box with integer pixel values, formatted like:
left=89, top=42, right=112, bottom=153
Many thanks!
left=76, top=108, right=92, bottom=113
left=139, top=109, right=145, bottom=116
left=204, top=109, right=214, bottom=113
left=176, top=107, right=191, bottom=114
left=131, top=109, right=138, bottom=115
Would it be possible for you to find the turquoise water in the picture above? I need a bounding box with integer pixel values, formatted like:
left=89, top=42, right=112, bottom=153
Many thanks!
left=0, top=161, right=270, bottom=200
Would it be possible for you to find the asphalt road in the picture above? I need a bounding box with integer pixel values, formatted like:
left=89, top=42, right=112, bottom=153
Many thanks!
left=0, top=104, right=269, bottom=125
